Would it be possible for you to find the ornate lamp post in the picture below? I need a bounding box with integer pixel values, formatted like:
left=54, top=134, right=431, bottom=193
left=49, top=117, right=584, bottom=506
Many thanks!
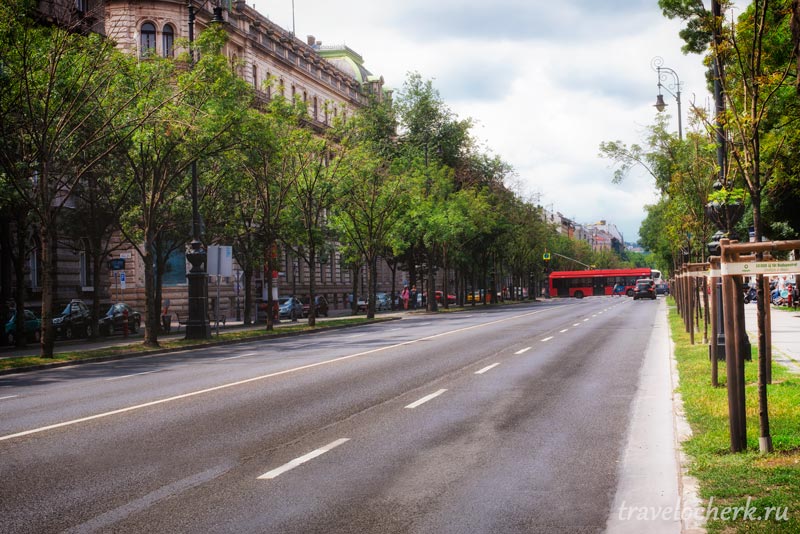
left=651, top=56, right=683, bottom=140
left=185, top=1, right=224, bottom=339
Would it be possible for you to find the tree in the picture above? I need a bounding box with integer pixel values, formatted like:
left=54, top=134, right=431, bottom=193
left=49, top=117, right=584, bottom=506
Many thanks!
left=331, top=100, right=406, bottom=319
left=115, top=26, right=251, bottom=346
left=284, top=106, right=344, bottom=327
left=0, top=4, right=170, bottom=356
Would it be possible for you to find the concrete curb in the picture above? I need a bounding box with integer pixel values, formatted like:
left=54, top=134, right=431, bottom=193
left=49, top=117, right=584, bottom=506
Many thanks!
left=666, top=312, right=707, bottom=534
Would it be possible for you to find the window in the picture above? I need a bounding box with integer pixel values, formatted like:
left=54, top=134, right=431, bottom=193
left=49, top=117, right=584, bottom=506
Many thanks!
left=75, top=0, right=88, bottom=13
left=252, top=65, right=258, bottom=88
left=140, top=22, right=156, bottom=56
left=162, top=24, right=175, bottom=57
left=161, top=249, right=187, bottom=286
left=79, top=250, right=89, bottom=288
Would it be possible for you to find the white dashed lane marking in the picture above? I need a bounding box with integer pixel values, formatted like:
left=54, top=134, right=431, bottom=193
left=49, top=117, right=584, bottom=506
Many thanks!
left=258, top=438, right=350, bottom=480
left=475, top=363, right=500, bottom=375
left=405, top=389, right=448, bottom=409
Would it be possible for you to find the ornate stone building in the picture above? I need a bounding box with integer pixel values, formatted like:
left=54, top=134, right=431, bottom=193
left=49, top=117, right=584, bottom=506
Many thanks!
left=3, top=0, right=399, bottom=331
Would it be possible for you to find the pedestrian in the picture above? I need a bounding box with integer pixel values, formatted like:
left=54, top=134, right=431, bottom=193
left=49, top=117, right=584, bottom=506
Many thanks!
left=401, top=286, right=409, bottom=310
left=410, top=285, right=417, bottom=310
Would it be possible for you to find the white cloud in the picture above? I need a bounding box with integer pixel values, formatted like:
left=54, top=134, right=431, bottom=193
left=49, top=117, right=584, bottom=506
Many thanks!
left=252, top=0, right=713, bottom=242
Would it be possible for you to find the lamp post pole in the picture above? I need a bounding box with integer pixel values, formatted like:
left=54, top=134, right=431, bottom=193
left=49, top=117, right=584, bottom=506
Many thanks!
left=184, top=1, right=223, bottom=339
left=651, top=56, right=683, bottom=140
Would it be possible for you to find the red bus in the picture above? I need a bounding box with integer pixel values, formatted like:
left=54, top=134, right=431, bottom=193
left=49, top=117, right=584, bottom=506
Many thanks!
left=549, top=268, right=652, bottom=298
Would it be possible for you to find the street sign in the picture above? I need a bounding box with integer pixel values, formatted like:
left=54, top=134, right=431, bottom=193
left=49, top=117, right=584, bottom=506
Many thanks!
left=119, top=272, right=127, bottom=290
left=109, top=258, right=125, bottom=270
left=543, top=252, right=551, bottom=261
left=721, top=260, right=800, bottom=276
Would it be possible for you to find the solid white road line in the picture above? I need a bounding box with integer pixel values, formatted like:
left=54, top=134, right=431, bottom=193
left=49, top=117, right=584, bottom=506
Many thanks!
left=258, top=438, right=350, bottom=480
left=105, top=370, right=161, bottom=381
left=514, top=347, right=531, bottom=355
left=475, top=363, right=500, bottom=375
left=0, top=395, right=19, bottom=401
left=405, top=389, right=448, bottom=409
left=216, top=352, right=257, bottom=362
left=0, top=307, right=553, bottom=442
left=540, top=336, right=554, bottom=342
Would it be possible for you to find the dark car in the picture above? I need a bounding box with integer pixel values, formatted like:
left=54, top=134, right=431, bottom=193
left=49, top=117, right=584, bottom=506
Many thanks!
left=633, top=281, right=657, bottom=300
left=53, top=299, right=93, bottom=339
left=655, top=282, right=669, bottom=295
left=278, top=296, right=304, bottom=320
left=98, top=303, right=141, bottom=335
left=5, top=309, right=42, bottom=344
left=302, top=295, right=329, bottom=318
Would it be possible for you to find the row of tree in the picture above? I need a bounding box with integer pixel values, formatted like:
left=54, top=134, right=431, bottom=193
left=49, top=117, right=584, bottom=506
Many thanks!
left=0, top=1, right=643, bottom=357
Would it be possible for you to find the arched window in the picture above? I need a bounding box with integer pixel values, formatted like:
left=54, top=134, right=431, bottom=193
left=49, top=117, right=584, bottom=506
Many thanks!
left=313, top=97, right=318, bottom=119
left=140, top=22, right=156, bottom=57
left=162, top=24, right=175, bottom=57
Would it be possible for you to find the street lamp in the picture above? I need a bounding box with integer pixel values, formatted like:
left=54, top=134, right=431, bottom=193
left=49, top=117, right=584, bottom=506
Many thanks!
left=651, top=56, right=683, bottom=140
left=184, top=1, right=224, bottom=340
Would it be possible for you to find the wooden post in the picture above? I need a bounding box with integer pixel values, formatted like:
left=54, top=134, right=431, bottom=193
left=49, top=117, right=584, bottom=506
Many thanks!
left=709, top=256, right=720, bottom=387
left=720, top=238, right=747, bottom=452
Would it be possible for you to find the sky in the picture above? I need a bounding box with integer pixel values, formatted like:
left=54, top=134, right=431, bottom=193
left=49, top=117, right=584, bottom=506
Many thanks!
left=249, top=0, right=726, bottom=243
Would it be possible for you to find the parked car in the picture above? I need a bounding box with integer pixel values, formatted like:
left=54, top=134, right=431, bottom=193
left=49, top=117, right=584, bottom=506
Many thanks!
left=302, top=295, right=329, bottom=318
left=375, top=292, right=391, bottom=311
left=633, top=280, right=657, bottom=300
left=423, top=291, right=457, bottom=305
left=278, top=296, right=304, bottom=320
left=5, top=309, right=42, bottom=344
left=53, top=299, right=93, bottom=339
left=655, top=282, right=669, bottom=295
left=346, top=294, right=368, bottom=313
left=98, top=303, right=141, bottom=335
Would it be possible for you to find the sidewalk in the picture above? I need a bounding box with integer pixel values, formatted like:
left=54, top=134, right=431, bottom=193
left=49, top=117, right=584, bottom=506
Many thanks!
left=744, top=303, right=800, bottom=373
left=606, top=297, right=702, bottom=534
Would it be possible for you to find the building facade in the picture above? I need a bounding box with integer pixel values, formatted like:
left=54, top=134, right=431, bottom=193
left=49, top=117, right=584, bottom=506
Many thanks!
left=2, top=0, right=402, bottom=332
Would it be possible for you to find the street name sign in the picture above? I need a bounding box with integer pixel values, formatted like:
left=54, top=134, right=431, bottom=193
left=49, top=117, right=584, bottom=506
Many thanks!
left=721, top=260, right=800, bottom=276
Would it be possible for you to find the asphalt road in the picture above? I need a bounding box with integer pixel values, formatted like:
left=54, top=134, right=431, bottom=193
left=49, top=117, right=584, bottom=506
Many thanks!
left=0, top=296, right=661, bottom=533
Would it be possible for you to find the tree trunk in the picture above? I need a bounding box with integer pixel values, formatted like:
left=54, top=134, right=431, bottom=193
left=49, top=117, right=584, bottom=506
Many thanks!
left=39, top=217, right=57, bottom=358
left=427, top=244, right=437, bottom=312
left=142, top=244, right=159, bottom=347
left=243, top=266, right=253, bottom=325
left=308, top=248, right=317, bottom=327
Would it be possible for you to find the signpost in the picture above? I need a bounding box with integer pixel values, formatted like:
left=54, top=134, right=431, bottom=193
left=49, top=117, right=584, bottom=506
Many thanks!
left=109, top=259, right=126, bottom=302
left=208, top=245, right=233, bottom=336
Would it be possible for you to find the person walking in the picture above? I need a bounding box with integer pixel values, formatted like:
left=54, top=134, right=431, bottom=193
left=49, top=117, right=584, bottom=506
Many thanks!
left=401, top=286, right=410, bottom=310
left=410, top=285, right=418, bottom=310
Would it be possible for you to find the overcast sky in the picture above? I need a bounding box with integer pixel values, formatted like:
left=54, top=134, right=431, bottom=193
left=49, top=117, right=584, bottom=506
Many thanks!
left=250, top=0, right=724, bottom=243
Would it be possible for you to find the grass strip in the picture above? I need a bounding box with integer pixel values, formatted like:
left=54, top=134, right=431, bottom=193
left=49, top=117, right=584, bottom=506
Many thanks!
left=668, top=301, right=800, bottom=532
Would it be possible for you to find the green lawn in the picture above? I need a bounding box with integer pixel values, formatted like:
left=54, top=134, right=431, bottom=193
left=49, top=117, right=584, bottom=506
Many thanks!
left=669, top=301, right=800, bottom=532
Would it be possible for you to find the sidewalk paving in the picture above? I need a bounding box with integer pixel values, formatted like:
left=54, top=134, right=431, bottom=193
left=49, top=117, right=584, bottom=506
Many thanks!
left=744, top=303, right=800, bottom=373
